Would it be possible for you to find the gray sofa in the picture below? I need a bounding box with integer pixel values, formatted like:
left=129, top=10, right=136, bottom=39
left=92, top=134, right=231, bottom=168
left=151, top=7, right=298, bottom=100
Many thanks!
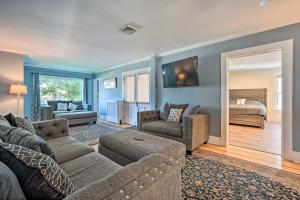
left=41, top=100, right=97, bottom=126
left=138, top=110, right=209, bottom=153
left=31, top=119, right=182, bottom=200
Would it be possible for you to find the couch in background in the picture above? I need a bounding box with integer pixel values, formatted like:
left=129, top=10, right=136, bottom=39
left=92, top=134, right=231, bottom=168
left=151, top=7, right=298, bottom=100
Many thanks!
left=138, top=103, right=209, bottom=154
left=41, top=100, right=97, bottom=126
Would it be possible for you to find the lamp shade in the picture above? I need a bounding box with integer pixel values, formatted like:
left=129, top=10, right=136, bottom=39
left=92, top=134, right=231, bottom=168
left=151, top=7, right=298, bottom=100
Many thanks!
left=9, top=84, right=27, bottom=95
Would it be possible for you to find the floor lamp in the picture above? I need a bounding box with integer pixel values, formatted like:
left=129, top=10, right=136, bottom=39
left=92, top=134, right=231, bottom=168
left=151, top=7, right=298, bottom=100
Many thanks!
left=9, top=84, right=27, bottom=117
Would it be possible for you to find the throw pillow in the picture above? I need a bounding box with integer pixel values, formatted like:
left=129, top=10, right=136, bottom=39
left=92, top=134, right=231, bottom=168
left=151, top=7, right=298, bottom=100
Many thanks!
left=160, top=103, right=170, bottom=120
left=167, top=108, right=183, bottom=123
left=57, top=103, right=68, bottom=111
left=0, top=143, right=75, bottom=200
left=0, top=161, right=26, bottom=200
left=68, top=103, right=78, bottom=111
left=15, top=117, right=36, bottom=134
left=0, top=115, right=11, bottom=126
left=72, top=101, right=83, bottom=110
left=236, top=98, right=246, bottom=105
left=169, top=103, right=189, bottom=121
left=0, top=125, right=55, bottom=160
left=4, top=113, right=17, bottom=127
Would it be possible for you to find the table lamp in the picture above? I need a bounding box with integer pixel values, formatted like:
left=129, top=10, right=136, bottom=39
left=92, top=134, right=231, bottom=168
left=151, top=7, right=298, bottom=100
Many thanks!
left=9, top=84, right=27, bottom=116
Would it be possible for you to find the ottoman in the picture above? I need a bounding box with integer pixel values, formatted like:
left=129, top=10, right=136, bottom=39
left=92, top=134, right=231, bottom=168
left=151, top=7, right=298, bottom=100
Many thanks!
left=98, top=129, right=186, bottom=168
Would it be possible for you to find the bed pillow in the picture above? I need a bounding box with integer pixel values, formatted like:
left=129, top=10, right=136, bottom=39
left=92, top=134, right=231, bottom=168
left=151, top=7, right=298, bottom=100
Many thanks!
left=236, top=98, right=246, bottom=105
left=167, top=108, right=183, bottom=123
left=15, top=117, right=36, bottom=134
left=0, top=125, right=55, bottom=160
left=57, top=103, right=68, bottom=111
left=0, top=143, right=75, bottom=200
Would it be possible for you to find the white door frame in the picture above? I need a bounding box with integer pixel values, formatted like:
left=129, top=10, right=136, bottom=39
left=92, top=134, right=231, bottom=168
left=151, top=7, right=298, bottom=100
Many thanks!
left=221, top=39, right=300, bottom=162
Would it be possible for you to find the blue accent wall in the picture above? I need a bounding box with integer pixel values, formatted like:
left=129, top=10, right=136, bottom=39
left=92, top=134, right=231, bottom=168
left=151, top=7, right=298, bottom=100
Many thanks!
left=24, top=66, right=95, bottom=118
left=96, top=22, right=300, bottom=152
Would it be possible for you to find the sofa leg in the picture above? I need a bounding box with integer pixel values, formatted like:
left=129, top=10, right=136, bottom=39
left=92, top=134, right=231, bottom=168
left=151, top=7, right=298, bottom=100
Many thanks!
left=93, top=121, right=97, bottom=124
left=186, top=150, right=192, bottom=155
left=204, top=141, right=208, bottom=144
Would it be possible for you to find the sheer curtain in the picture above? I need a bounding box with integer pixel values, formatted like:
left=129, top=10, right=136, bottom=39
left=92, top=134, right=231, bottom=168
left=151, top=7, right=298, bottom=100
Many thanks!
left=31, top=73, right=41, bottom=121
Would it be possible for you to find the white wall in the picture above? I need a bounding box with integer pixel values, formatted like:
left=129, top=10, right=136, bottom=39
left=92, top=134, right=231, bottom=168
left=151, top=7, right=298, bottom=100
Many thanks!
left=229, top=68, right=281, bottom=122
left=0, top=51, right=24, bottom=116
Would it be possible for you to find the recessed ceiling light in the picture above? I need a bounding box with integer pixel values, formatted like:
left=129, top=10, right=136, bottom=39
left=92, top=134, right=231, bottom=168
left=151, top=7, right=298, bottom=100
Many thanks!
left=259, top=0, right=271, bottom=6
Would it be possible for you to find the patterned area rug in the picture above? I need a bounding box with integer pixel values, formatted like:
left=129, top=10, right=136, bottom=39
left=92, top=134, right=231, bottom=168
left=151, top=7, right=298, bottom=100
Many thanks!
left=69, top=122, right=122, bottom=145
left=183, top=150, right=300, bottom=199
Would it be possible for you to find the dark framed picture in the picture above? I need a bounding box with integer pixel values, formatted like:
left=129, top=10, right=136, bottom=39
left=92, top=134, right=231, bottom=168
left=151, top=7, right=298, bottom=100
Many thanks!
left=104, top=78, right=117, bottom=89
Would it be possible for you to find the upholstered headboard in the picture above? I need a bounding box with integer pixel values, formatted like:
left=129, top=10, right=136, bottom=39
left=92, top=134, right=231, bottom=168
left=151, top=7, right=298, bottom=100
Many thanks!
left=230, top=88, right=267, bottom=107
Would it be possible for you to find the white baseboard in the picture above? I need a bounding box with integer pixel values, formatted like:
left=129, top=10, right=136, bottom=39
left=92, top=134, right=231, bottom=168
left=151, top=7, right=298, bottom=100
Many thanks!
left=208, top=136, right=221, bottom=145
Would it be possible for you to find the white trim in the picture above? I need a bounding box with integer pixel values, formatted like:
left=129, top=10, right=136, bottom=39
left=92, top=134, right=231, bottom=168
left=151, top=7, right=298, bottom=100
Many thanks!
left=96, top=56, right=152, bottom=73
left=208, top=136, right=221, bottom=145
left=221, top=39, right=300, bottom=162
left=25, top=63, right=95, bottom=74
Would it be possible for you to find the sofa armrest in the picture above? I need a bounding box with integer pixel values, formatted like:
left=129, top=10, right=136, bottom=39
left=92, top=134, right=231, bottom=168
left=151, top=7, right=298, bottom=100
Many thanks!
left=41, top=105, right=54, bottom=120
left=32, top=118, right=70, bottom=140
left=137, top=110, right=160, bottom=131
left=64, top=154, right=182, bottom=200
left=182, top=114, right=209, bottom=151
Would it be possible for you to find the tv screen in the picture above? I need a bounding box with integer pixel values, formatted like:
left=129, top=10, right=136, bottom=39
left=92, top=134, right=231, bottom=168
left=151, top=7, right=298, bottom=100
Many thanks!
left=162, top=56, right=199, bottom=88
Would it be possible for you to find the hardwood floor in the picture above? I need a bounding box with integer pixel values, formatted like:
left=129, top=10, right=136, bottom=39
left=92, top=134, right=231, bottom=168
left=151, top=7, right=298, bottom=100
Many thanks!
left=196, top=144, right=300, bottom=175
left=229, top=121, right=281, bottom=155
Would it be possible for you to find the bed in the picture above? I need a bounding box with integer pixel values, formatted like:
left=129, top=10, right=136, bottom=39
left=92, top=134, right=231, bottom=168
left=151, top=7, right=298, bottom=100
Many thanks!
left=229, top=88, right=267, bottom=128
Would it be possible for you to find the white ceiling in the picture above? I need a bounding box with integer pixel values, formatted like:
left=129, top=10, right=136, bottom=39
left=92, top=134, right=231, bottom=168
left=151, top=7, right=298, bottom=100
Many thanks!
left=229, top=50, right=282, bottom=71
left=0, top=0, right=300, bottom=73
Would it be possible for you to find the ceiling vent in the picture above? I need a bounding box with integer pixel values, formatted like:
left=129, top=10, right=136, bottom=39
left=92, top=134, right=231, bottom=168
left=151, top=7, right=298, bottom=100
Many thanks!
left=119, top=23, right=142, bottom=35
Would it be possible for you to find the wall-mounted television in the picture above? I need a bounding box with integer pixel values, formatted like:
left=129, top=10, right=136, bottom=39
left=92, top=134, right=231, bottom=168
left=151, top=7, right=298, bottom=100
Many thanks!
left=162, top=56, right=199, bottom=88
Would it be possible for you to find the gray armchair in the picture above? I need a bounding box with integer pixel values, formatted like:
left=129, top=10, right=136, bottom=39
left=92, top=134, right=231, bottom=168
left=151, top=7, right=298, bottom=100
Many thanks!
left=138, top=110, right=208, bottom=153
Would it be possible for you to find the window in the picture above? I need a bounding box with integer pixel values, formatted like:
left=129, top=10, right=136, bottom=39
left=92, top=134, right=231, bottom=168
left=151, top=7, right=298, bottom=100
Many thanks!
left=40, top=75, right=84, bottom=104
left=123, top=69, right=150, bottom=103
left=274, top=75, right=282, bottom=111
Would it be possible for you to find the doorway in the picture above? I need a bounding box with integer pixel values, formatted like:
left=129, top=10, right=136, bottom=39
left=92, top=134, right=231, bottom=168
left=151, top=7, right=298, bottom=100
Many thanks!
left=227, top=50, right=282, bottom=155
left=221, top=40, right=300, bottom=162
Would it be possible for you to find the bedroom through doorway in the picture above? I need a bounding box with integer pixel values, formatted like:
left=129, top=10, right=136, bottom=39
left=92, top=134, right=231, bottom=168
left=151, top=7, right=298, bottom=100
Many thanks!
left=227, top=50, right=282, bottom=155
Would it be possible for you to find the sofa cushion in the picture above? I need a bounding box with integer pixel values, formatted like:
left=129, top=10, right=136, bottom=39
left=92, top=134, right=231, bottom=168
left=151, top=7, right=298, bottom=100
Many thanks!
left=169, top=103, right=189, bottom=121
left=4, top=113, right=17, bottom=127
left=15, top=117, right=36, bottom=134
left=47, top=100, right=61, bottom=111
left=57, top=103, right=68, bottom=111
left=60, top=152, right=122, bottom=190
left=0, top=143, right=75, bottom=200
left=72, top=101, right=83, bottom=110
left=0, top=161, right=26, bottom=200
left=167, top=108, right=183, bottom=123
left=55, top=111, right=97, bottom=120
left=142, top=120, right=182, bottom=138
left=160, top=103, right=170, bottom=120
left=47, top=136, right=94, bottom=164
left=0, top=116, right=11, bottom=126
left=0, top=125, right=56, bottom=159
